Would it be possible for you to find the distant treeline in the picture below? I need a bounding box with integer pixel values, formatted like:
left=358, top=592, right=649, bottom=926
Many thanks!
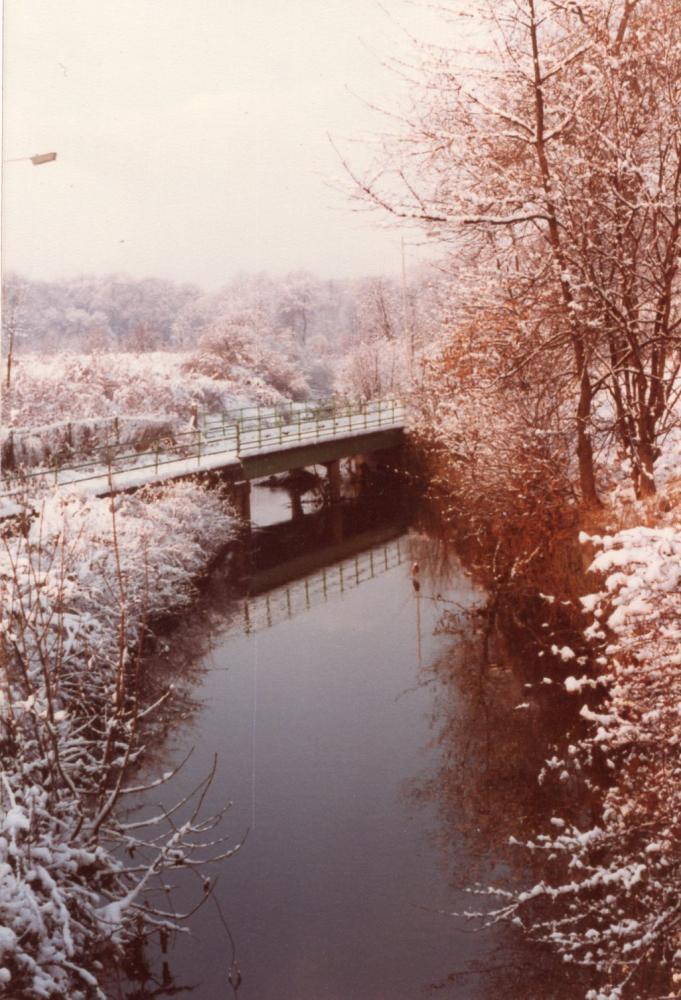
left=2, top=269, right=436, bottom=356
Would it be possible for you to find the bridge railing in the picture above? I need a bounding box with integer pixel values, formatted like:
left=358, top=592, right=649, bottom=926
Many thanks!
left=0, top=397, right=404, bottom=502
left=235, top=535, right=407, bottom=635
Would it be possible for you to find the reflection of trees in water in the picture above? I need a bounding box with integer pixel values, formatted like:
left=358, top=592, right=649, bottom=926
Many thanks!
left=408, top=597, right=593, bottom=999
left=410, top=500, right=681, bottom=996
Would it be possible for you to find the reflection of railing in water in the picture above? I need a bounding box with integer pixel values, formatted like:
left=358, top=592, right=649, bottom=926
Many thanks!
left=234, top=537, right=407, bottom=635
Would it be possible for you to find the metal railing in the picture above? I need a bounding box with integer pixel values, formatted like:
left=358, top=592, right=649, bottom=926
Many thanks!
left=0, top=397, right=405, bottom=503
left=234, top=536, right=407, bottom=636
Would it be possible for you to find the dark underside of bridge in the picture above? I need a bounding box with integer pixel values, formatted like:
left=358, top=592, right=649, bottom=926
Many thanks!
left=228, top=427, right=404, bottom=482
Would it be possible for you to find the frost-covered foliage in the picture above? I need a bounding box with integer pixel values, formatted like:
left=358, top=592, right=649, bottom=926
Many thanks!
left=0, top=481, right=236, bottom=997
left=475, top=525, right=681, bottom=998
left=9, top=351, right=290, bottom=431
left=4, top=270, right=358, bottom=358
left=2, top=274, right=199, bottom=354
left=334, top=336, right=411, bottom=401
left=183, top=316, right=311, bottom=401
left=1, top=415, right=177, bottom=475
left=333, top=268, right=454, bottom=401
left=350, top=0, right=681, bottom=503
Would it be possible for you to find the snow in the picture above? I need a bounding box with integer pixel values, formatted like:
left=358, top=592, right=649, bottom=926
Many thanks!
left=551, top=644, right=576, bottom=661
left=1, top=400, right=405, bottom=509
left=0, top=480, right=238, bottom=994
left=488, top=520, right=681, bottom=990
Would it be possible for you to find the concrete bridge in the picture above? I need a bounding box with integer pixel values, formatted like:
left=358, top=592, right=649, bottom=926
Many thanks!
left=0, top=398, right=405, bottom=520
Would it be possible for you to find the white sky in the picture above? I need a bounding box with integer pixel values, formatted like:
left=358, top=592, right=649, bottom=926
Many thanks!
left=2, top=0, right=445, bottom=289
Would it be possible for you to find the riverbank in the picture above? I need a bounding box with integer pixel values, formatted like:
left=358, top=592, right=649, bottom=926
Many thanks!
left=412, top=412, right=681, bottom=997
left=0, top=480, right=237, bottom=998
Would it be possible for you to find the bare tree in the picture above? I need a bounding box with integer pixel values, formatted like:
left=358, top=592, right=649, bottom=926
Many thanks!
left=342, top=0, right=681, bottom=502
left=1, top=281, right=24, bottom=430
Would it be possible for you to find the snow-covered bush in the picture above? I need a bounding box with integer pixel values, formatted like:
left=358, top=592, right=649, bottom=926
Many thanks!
left=9, top=352, right=283, bottom=431
left=0, top=481, right=237, bottom=997
left=2, top=414, right=177, bottom=473
left=473, top=526, right=681, bottom=999
left=184, top=320, right=310, bottom=401
left=334, top=336, right=411, bottom=401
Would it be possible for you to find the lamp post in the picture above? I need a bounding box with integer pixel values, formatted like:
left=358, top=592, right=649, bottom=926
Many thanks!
left=3, top=151, right=57, bottom=165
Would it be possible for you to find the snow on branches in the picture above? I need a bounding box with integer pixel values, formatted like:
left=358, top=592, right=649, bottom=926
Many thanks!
left=347, top=0, right=681, bottom=502
left=472, top=524, right=681, bottom=998
left=0, top=482, right=237, bottom=997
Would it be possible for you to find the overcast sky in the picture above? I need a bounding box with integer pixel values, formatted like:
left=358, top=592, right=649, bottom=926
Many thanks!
left=2, top=0, right=446, bottom=289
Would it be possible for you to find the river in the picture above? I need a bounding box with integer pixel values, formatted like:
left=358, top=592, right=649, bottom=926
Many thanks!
left=119, top=479, right=582, bottom=1000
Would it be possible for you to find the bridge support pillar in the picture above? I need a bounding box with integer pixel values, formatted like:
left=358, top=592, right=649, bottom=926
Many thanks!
left=232, top=480, right=252, bottom=522
left=324, top=459, right=342, bottom=503
left=290, top=488, right=305, bottom=520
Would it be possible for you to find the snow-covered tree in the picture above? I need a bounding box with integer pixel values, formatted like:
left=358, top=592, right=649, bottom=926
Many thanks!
left=345, top=0, right=681, bottom=502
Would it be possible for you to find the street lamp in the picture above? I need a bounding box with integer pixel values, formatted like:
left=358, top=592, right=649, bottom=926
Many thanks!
left=3, top=151, right=57, bottom=165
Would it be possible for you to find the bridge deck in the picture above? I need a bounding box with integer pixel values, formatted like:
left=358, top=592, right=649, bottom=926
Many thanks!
left=0, top=398, right=405, bottom=511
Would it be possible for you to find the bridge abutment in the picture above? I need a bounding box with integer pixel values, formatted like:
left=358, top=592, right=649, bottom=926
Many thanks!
left=232, top=480, right=252, bottom=522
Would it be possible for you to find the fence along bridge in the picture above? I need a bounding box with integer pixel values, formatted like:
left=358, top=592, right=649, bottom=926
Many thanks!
left=0, top=398, right=405, bottom=518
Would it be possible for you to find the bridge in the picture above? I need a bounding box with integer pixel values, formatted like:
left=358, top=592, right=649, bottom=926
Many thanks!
left=0, top=398, right=405, bottom=519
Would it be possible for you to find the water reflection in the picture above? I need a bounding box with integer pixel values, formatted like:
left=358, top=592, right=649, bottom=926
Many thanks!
left=117, top=483, right=592, bottom=1000
left=407, top=522, right=594, bottom=998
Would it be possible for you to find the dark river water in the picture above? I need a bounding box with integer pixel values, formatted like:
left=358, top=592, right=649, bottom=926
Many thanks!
left=119, top=481, right=582, bottom=1000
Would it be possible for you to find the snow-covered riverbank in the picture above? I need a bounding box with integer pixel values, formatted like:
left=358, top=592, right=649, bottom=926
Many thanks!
left=0, top=480, right=237, bottom=998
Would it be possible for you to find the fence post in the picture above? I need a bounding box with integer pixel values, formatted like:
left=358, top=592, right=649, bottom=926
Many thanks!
left=236, top=421, right=241, bottom=456
left=155, top=442, right=160, bottom=474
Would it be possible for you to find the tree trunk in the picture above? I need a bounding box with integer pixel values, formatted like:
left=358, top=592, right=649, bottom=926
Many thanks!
left=528, top=0, right=600, bottom=507
left=576, top=369, right=600, bottom=507
left=634, top=440, right=657, bottom=499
